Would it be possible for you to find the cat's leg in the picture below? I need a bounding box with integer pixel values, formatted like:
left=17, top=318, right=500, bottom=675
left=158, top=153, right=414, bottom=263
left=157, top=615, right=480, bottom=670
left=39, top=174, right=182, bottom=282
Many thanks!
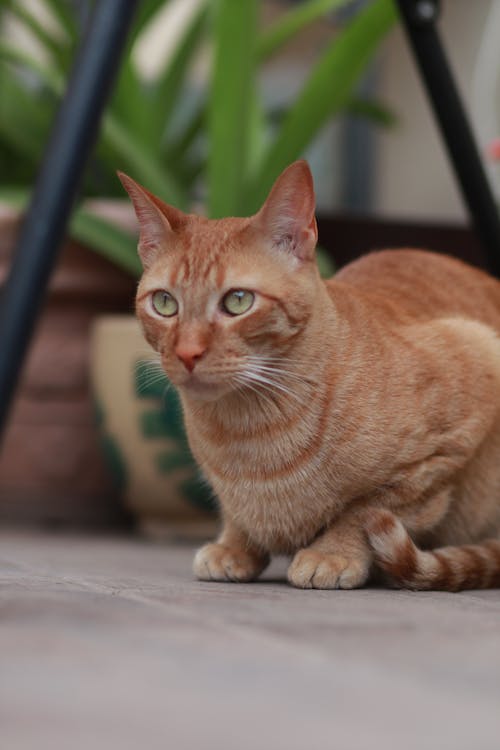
left=289, top=320, right=500, bottom=590
left=193, top=519, right=269, bottom=583
left=288, top=510, right=372, bottom=590
left=288, top=473, right=457, bottom=591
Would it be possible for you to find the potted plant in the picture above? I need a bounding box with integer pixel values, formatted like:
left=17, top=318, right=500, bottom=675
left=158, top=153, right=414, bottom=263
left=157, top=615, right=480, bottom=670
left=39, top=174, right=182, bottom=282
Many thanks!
left=0, top=0, right=396, bottom=531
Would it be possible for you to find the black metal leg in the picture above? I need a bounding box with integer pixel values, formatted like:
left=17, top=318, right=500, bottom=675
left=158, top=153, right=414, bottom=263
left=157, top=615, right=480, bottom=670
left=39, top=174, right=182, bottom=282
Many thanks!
left=0, top=0, right=138, bottom=442
left=396, top=0, right=500, bottom=277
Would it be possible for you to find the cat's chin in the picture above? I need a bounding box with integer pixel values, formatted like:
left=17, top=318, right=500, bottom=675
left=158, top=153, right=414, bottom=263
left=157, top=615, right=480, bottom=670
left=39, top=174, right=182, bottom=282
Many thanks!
left=176, top=375, right=233, bottom=402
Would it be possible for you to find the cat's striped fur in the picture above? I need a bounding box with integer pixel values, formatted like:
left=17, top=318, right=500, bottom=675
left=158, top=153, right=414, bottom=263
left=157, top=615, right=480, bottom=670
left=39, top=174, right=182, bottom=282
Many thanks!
left=366, top=510, right=500, bottom=590
left=120, top=161, right=500, bottom=591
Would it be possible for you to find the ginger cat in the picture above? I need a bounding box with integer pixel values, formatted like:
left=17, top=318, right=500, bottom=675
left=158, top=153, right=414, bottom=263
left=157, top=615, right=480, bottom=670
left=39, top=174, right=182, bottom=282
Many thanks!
left=120, top=161, right=500, bottom=591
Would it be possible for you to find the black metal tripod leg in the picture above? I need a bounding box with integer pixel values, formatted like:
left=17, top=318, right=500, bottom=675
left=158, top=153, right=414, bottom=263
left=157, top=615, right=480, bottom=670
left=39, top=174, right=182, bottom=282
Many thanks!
left=396, top=0, right=500, bottom=276
left=0, top=0, right=138, bottom=441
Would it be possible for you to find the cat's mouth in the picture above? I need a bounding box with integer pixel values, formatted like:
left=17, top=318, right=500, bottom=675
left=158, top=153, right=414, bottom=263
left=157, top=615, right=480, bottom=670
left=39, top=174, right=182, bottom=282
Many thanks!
left=176, top=371, right=234, bottom=401
left=182, top=373, right=213, bottom=391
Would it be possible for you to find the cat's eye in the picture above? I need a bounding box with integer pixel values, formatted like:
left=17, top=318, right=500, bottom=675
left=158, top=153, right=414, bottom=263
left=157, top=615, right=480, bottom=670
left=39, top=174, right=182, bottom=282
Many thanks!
left=151, top=290, right=178, bottom=317
left=221, top=289, right=255, bottom=316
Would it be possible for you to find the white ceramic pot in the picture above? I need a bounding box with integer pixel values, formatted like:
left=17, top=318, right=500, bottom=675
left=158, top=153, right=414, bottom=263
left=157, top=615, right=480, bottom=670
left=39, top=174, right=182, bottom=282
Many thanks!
left=90, top=315, right=216, bottom=538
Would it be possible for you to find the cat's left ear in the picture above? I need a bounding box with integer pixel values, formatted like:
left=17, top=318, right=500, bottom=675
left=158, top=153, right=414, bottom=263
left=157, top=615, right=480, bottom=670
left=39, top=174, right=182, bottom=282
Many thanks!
left=255, top=160, right=317, bottom=262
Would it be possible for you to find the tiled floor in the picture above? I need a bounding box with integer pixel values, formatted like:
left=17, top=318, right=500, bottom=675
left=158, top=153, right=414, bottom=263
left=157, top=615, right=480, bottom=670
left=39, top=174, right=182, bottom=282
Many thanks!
left=1, top=529, right=499, bottom=750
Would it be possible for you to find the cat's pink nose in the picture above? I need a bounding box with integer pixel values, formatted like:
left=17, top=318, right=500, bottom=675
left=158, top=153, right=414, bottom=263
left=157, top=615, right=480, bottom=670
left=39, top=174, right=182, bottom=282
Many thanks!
left=175, top=344, right=207, bottom=373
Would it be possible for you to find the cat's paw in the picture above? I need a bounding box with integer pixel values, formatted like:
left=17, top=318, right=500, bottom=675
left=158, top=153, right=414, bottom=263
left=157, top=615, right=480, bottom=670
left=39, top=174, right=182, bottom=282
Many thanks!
left=287, top=549, right=369, bottom=590
left=193, top=543, right=268, bottom=583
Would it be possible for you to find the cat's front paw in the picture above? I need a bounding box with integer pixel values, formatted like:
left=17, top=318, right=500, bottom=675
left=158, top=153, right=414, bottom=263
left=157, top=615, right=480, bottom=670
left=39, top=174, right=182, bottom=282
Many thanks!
left=193, top=543, right=268, bottom=583
left=288, top=549, right=369, bottom=590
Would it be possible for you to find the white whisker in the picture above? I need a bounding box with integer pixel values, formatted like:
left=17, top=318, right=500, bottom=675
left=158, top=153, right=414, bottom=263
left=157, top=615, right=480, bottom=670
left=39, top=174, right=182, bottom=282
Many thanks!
left=160, top=381, right=174, bottom=407
left=246, top=363, right=318, bottom=386
left=232, top=375, right=280, bottom=414
left=134, top=357, right=170, bottom=395
left=135, top=357, right=163, bottom=371
left=246, top=354, right=313, bottom=367
left=135, top=374, right=170, bottom=395
left=242, top=369, right=303, bottom=402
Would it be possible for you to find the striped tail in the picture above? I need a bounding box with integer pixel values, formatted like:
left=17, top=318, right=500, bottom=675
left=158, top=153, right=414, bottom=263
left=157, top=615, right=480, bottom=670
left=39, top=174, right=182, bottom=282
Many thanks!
left=365, top=510, right=500, bottom=591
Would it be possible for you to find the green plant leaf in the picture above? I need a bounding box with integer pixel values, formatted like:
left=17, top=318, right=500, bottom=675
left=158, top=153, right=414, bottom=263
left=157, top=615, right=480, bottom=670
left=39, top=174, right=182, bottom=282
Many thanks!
left=70, top=209, right=141, bottom=277
left=0, top=43, right=187, bottom=208
left=0, top=43, right=65, bottom=91
left=258, top=0, right=351, bottom=60
left=101, top=116, right=187, bottom=208
left=0, top=0, right=398, bottom=272
left=243, top=87, right=267, bottom=186
left=166, top=0, right=390, bottom=211
left=345, top=95, right=397, bottom=127
left=127, top=0, right=171, bottom=46
left=0, top=60, right=55, bottom=161
left=2, top=0, right=67, bottom=63
left=316, top=245, right=335, bottom=278
left=39, top=0, right=77, bottom=36
left=267, top=94, right=397, bottom=129
left=153, top=3, right=209, bottom=143
left=0, top=186, right=30, bottom=208
left=249, top=0, right=396, bottom=210
left=0, top=141, right=35, bottom=185
left=164, top=101, right=204, bottom=161
left=107, top=2, right=177, bottom=150
left=173, top=0, right=347, bottom=199
left=109, top=58, right=157, bottom=148
left=207, top=0, right=259, bottom=217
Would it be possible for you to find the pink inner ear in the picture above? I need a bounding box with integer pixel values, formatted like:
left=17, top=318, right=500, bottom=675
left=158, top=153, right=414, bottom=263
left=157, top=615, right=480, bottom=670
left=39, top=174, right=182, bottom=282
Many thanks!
left=257, top=160, right=317, bottom=261
left=137, top=204, right=170, bottom=246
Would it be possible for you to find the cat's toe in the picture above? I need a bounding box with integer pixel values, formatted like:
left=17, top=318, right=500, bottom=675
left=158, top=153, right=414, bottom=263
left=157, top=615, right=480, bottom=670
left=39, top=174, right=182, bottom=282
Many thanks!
left=193, top=543, right=266, bottom=583
left=288, top=550, right=368, bottom=590
left=287, top=550, right=324, bottom=588
left=336, top=559, right=369, bottom=589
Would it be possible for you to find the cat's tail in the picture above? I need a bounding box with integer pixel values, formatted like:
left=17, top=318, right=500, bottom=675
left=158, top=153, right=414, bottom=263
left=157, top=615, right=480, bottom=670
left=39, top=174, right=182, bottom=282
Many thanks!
left=365, top=510, right=500, bottom=591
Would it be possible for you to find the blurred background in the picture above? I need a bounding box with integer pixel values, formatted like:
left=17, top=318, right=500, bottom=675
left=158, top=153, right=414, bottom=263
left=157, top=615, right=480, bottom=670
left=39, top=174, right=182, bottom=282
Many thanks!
left=0, top=0, right=498, bottom=536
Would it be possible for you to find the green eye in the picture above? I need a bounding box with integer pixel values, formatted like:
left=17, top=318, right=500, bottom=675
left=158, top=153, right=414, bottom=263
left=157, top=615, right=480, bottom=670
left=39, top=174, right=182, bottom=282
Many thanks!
left=151, top=290, right=178, bottom=317
left=222, top=289, right=255, bottom=316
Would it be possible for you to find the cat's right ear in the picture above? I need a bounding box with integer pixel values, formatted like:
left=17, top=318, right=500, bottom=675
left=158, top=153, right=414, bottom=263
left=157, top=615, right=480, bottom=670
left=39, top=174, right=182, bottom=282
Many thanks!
left=117, top=172, right=183, bottom=269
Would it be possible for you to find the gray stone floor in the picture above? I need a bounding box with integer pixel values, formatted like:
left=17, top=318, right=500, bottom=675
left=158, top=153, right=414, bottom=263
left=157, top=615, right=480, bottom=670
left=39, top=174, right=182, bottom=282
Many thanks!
left=1, top=529, right=499, bottom=750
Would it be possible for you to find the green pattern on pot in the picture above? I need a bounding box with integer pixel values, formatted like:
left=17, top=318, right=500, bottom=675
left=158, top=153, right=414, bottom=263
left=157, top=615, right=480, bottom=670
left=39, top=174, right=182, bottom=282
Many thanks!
left=134, top=362, right=214, bottom=512
left=90, top=316, right=215, bottom=525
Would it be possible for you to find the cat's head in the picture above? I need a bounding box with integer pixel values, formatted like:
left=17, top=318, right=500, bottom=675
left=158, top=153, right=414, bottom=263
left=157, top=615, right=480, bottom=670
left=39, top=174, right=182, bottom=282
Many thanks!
left=119, top=161, right=321, bottom=401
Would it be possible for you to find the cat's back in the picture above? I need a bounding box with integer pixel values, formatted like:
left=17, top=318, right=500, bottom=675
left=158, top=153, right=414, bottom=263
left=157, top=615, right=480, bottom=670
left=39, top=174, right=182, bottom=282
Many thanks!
left=329, top=248, right=500, bottom=329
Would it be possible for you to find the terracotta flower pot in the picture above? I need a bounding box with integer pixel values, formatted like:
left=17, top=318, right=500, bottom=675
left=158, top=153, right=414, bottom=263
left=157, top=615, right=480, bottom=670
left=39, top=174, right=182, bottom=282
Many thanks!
left=0, top=203, right=137, bottom=528
left=90, top=315, right=216, bottom=539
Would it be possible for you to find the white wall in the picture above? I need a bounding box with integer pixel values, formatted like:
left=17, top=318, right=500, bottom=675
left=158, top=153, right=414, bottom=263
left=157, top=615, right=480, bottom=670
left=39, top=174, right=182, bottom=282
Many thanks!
left=374, top=0, right=496, bottom=223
